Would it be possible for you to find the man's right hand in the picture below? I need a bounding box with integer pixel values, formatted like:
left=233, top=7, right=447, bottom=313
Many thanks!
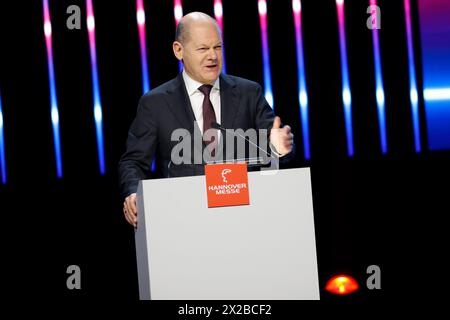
left=123, top=193, right=137, bottom=227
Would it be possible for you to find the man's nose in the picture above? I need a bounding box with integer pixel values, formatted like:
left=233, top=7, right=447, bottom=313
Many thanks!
left=208, top=48, right=218, bottom=60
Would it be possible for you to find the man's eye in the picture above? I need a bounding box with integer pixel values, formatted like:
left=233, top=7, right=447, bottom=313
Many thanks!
left=198, top=48, right=208, bottom=51
left=214, top=46, right=222, bottom=50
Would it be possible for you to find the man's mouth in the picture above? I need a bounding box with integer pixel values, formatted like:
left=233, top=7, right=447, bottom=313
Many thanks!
left=206, top=64, right=218, bottom=69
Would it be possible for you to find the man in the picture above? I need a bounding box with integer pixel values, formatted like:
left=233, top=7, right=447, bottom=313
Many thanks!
left=119, top=12, right=294, bottom=227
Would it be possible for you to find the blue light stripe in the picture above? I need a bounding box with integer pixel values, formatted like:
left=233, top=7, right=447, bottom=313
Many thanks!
left=292, top=0, right=310, bottom=160
left=0, top=91, right=6, bottom=184
left=87, top=0, right=106, bottom=175
left=404, top=0, right=421, bottom=152
left=370, top=0, right=387, bottom=154
left=43, top=0, right=63, bottom=178
left=336, top=0, right=354, bottom=157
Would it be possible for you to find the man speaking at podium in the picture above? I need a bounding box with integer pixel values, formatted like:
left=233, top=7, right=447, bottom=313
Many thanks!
left=119, top=12, right=294, bottom=227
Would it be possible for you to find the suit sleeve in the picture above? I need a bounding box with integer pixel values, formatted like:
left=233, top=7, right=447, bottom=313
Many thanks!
left=118, top=96, right=158, bottom=199
left=254, top=84, right=275, bottom=131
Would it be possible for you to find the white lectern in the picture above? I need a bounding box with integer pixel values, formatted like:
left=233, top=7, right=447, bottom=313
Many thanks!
left=135, top=167, right=319, bottom=300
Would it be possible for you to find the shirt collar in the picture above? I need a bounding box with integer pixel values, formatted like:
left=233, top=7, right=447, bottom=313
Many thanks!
left=182, top=69, right=220, bottom=97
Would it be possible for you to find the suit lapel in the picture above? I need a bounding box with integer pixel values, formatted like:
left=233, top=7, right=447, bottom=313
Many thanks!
left=165, top=73, right=204, bottom=160
left=165, top=73, right=198, bottom=134
left=220, top=74, right=239, bottom=129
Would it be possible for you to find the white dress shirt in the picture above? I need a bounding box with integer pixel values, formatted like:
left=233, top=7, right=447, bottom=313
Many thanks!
left=182, top=70, right=283, bottom=157
left=182, top=70, right=221, bottom=135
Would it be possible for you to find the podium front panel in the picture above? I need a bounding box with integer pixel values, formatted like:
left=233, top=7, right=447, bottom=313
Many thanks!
left=136, top=168, right=319, bottom=300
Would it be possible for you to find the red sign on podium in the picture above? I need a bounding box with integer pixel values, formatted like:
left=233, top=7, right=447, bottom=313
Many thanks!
left=204, top=163, right=250, bottom=208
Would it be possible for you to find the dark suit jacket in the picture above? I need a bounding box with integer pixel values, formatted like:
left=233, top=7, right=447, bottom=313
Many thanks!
left=118, top=73, right=292, bottom=199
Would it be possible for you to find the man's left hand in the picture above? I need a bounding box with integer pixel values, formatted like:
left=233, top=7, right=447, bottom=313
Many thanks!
left=270, top=116, right=294, bottom=156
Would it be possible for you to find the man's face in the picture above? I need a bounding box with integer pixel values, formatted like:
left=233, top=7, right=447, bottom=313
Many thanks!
left=175, top=21, right=223, bottom=84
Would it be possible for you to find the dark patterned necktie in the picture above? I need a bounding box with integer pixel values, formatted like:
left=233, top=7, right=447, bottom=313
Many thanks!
left=198, top=84, right=217, bottom=157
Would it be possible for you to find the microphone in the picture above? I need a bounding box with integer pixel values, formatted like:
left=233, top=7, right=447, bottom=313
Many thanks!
left=167, top=159, right=172, bottom=178
left=211, top=122, right=274, bottom=163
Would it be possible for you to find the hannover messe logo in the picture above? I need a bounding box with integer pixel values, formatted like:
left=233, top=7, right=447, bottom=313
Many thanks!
left=205, top=163, right=250, bottom=208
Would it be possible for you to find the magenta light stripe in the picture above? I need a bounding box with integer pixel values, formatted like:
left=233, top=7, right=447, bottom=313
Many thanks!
left=137, top=0, right=150, bottom=93
left=336, top=0, right=354, bottom=156
left=214, top=0, right=226, bottom=73
left=174, top=0, right=184, bottom=72
left=258, top=0, right=274, bottom=108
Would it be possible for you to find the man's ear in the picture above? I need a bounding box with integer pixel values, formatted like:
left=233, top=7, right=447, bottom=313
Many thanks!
left=173, top=41, right=183, bottom=61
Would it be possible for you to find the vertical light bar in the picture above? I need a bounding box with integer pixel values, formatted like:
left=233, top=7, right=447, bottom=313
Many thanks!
left=258, top=0, right=274, bottom=108
left=424, top=88, right=450, bottom=100
left=404, top=0, right=421, bottom=152
left=136, top=0, right=156, bottom=172
left=214, top=0, right=227, bottom=73
left=137, top=0, right=150, bottom=93
left=174, top=0, right=184, bottom=72
left=86, top=0, right=105, bottom=174
left=0, top=90, right=6, bottom=184
left=336, top=0, right=354, bottom=157
left=43, top=0, right=63, bottom=178
left=292, top=0, right=310, bottom=160
left=369, top=0, right=387, bottom=154
left=418, top=0, right=450, bottom=150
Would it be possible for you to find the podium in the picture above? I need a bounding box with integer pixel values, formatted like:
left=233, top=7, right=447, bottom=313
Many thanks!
left=135, top=167, right=320, bottom=300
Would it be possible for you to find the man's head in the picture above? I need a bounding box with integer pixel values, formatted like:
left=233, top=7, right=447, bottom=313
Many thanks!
left=173, top=12, right=223, bottom=84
